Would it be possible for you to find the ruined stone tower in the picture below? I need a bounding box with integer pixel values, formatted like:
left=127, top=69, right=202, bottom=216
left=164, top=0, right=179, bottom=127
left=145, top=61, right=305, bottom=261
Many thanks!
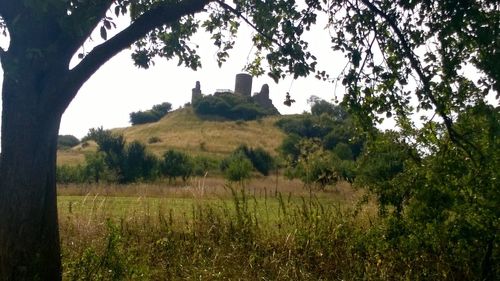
left=191, top=81, right=202, bottom=103
left=252, top=84, right=278, bottom=113
left=234, top=73, right=252, bottom=97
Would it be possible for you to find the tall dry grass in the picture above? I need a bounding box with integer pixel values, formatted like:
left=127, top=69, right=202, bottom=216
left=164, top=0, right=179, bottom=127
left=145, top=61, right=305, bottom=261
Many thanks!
left=59, top=182, right=378, bottom=281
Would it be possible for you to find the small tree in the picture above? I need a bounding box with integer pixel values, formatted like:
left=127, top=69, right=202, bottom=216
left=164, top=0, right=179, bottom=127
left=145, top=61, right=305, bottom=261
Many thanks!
left=224, top=151, right=253, bottom=184
left=83, top=152, right=107, bottom=184
left=287, top=139, right=338, bottom=190
left=161, top=150, right=193, bottom=183
left=122, top=141, right=159, bottom=183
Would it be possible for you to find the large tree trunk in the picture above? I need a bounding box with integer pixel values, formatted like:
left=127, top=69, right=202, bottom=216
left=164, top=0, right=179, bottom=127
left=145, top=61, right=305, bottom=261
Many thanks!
left=0, top=64, right=64, bottom=280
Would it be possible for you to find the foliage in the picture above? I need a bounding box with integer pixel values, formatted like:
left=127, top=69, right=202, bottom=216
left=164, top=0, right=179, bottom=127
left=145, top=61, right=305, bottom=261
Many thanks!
left=193, top=92, right=277, bottom=121
left=355, top=131, right=416, bottom=215
left=56, top=165, right=85, bottom=184
left=222, top=151, right=253, bottom=183
left=278, top=100, right=363, bottom=184
left=82, top=152, right=108, bottom=184
left=2, top=0, right=498, bottom=279
left=279, top=133, right=302, bottom=165
left=285, top=139, right=338, bottom=189
left=122, top=141, right=159, bottom=183
left=147, top=136, right=161, bottom=144
left=321, top=0, right=498, bottom=132
left=233, top=145, right=275, bottom=176
left=130, top=102, right=172, bottom=125
left=80, top=128, right=159, bottom=183
left=160, top=149, right=193, bottom=182
left=354, top=104, right=499, bottom=279
left=58, top=135, right=80, bottom=149
left=191, top=155, right=220, bottom=176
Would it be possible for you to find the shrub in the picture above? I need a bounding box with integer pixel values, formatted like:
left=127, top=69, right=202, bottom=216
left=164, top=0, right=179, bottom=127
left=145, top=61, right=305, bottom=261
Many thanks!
left=355, top=131, right=412, bottom=214
left=83, top=128, right=159, bottom=183
left=56, top=165, right=85, bottom=183
left=233, top=145, right=275, bottom=176
left=130, top=110, right=160, bottom=125
left=223, top=151, right=253, bottom=183
left=285, top=139, right=338, bottom=189
left=58, top=135, right=80, bottom=149
left=82, top=152, right=107, bottom=183
left=191, top=156, right=219, bottom=176
left=148, top=136, right=162, bottom=144
left=130, top=102, right=172, bottom=125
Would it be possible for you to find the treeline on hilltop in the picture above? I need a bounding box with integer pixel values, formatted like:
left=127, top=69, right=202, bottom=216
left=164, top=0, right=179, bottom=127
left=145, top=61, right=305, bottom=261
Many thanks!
left=129, top=102, right=172, bottom=125
left=192, top=92, right=279, bottom=121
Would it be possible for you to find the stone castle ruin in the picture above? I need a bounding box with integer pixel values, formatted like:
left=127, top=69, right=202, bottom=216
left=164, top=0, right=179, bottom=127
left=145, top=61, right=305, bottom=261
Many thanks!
left=191, top=73, right=278, bottom=113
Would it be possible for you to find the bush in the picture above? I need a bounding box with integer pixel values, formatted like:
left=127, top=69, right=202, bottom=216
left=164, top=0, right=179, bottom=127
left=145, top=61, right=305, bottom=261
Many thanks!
left=82, top=152, right=107, bottom=183
left=56, top=165, right=85, bottom=183
left=191, top=156, right=219, bottom=176
left=130, top=102, right=172, bottom=125
left=285, top=139, right=338, bottom=189
left=223, top=151, right=253, bottom=183
left=58, top=135, right=80, bottom=149
left=355, top=131, right=412, bottom=214
left=233, top=145, right=275, bottom=176
left=148, top=136, right=161, bottom=144
left=130, top=111, right=160, bottom=125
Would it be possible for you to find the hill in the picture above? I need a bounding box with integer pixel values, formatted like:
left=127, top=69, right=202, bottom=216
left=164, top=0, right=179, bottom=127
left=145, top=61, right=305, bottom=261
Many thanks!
left=57, top=107, right=286, bottom=165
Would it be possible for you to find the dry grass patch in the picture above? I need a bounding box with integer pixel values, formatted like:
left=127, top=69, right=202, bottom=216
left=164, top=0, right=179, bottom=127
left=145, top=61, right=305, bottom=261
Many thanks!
left=113, top=107, right=286, bottom=157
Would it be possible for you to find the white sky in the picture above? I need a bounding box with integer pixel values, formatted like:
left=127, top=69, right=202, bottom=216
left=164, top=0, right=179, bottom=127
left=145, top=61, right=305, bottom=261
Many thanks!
left=0, top=13, right=346, bottom=139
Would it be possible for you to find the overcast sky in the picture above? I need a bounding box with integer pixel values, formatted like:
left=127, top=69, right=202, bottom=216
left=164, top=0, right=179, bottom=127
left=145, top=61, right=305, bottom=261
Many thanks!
left=0, top=13, right=346, bottom=139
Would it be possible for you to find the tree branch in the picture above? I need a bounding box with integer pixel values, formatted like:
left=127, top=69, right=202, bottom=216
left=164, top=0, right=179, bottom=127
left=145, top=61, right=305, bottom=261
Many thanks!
left=58, top=0, right=213, bottom=109
left=215, top=0, right=280, bottom=47
left=360, top=0, right=482, bottom=160
left=60, top=1, right=114, bottom=63
left=359, top=1, right=456, bottom=130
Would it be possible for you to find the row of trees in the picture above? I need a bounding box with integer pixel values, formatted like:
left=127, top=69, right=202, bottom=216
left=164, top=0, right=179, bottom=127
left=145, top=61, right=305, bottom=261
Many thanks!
left=58, top=128, right=275, bottom=184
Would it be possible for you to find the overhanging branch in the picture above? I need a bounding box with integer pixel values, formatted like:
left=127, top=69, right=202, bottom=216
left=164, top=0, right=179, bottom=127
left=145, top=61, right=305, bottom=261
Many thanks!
left=359, top=2, right=454, bottom=125
left=61, top=1, right=114, bottom=63
left=360, top=0, right=481, bottom=160
left=215, top=0, right=280, bottom=47
left=58, top=0, right=213, bottom=109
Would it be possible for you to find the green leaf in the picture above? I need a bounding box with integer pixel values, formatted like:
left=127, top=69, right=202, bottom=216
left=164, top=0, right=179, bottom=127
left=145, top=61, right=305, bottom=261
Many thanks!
left=100, top=26, right=107, bottom=40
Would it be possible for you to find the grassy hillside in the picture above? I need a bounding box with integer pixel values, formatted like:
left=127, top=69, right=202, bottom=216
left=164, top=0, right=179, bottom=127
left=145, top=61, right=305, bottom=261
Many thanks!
left=57, top=107, right=286, bottom=165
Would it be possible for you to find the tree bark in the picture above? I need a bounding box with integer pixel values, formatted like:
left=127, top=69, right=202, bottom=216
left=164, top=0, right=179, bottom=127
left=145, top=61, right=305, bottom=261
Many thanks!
left=0, top=57, right=65, bottom=281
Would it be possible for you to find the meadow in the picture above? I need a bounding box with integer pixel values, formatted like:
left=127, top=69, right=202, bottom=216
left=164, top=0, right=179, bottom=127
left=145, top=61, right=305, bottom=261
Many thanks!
left=57, top=177, right=383, bottom=280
